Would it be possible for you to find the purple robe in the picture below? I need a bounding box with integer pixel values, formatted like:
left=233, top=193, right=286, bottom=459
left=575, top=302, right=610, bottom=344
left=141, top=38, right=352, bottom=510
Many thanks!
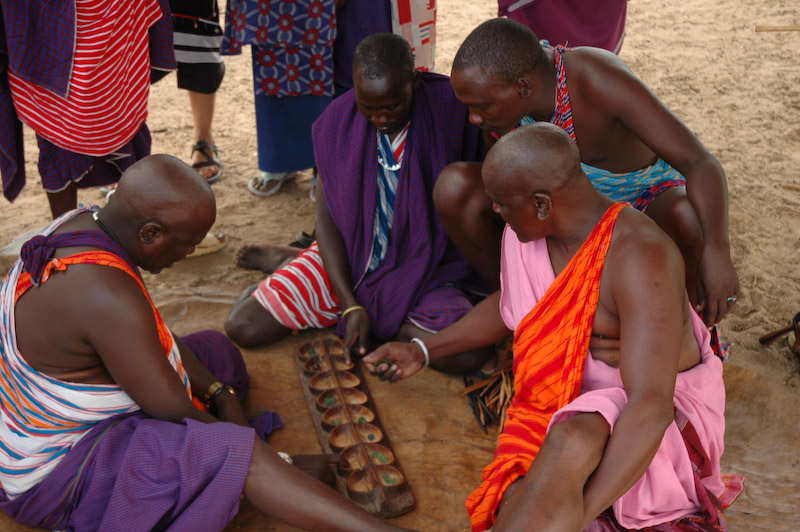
left=313, top=72, right=487, bottom=341
left=0, top=331, right=278, bottom=531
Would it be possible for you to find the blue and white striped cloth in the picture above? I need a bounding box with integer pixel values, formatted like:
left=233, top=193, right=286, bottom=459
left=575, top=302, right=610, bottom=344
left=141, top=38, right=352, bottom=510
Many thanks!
left=368, top=124, right=409, bottom=272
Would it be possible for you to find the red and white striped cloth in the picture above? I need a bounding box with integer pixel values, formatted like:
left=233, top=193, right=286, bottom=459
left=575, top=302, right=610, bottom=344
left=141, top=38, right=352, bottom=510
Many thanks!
left=251, top=242, right=341, bottom=330
left=7, top=0, right=162, bottom=156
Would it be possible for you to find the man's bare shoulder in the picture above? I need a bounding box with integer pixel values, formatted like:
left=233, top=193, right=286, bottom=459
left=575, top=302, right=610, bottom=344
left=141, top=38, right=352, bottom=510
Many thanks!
left=563, top=46, right=633, bottom=78
left=17, top=261, right=153, bottom=342
left=607, top=207, right=685, bottom=282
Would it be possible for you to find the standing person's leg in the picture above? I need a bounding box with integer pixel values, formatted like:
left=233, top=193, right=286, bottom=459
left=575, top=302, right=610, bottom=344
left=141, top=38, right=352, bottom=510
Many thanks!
left=188, top=90, right=221, bottom=182
left=45, top=185, right=78, bottom=219
left=170, top=0, right=225, bottom=183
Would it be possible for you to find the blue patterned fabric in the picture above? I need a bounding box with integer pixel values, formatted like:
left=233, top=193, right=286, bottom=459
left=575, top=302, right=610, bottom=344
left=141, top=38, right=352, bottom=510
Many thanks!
left=368, top=132, right=402, bottom=272
left=222, top=0, right=336, bottom=97
left=581, top=158, right=686, bottom=210
left=314, top=72, right=488, bottom=341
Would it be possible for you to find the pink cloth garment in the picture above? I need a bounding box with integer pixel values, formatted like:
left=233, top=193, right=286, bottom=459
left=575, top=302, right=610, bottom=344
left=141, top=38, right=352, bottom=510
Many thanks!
left=499, top=0, right=628, bottom=54
left=498, top=225, right=728, bottom=529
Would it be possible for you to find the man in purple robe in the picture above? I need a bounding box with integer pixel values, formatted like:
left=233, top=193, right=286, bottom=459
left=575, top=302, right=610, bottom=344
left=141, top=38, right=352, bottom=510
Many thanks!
left=226, top=34, right=491, bottom=371
left=0, top=155, right=411, bottom=532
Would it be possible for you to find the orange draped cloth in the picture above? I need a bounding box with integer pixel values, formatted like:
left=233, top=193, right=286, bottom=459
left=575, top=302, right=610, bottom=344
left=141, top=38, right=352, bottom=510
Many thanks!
left=466, top=202, right=626, bottom=531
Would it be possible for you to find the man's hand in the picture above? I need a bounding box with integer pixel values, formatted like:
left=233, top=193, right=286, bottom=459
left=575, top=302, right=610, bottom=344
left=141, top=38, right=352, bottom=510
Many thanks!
left=343, top=308, right=370, bottom=362
left=363, top=341, right=426, bottom=383
left=291, top=454, right=340, bottom=487
left=695, top=243, right=739, bottom=326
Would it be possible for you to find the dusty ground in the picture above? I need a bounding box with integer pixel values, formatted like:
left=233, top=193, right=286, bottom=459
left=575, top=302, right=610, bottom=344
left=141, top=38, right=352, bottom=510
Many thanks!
left=1, top=0, right=798, bottom=530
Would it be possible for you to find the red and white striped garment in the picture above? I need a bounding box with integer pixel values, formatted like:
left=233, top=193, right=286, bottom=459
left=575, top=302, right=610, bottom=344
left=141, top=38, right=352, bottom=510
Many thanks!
left=251, top=242, right=340, bottom=330
left=7, top=0, right=162, bottom=156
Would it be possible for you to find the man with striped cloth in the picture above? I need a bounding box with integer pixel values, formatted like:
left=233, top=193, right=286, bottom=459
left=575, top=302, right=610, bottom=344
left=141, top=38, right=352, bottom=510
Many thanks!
left=225, top=33, right=492, bottom=374
left=0, top=0, right=173, bottom=218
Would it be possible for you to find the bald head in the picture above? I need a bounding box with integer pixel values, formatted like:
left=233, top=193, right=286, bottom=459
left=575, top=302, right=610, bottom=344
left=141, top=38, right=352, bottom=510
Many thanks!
left=483, top=122, right=582, bottom=195
left=103, top=154, right=216, bottom=272
left=482, top=123, right=596, bottom=242
left=453, top=18, right=544, bottom=82
left=110, top=154, right=215, bottom=228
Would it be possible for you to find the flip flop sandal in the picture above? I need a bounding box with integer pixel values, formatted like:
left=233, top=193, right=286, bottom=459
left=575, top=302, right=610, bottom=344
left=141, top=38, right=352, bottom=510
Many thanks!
left=289, top=230, right=316, bottom=249
left=191, top=140, right=222, bottom=184
left=185, top=233, right=226, bottom=259
left=248, top=172, right=294, bottom=197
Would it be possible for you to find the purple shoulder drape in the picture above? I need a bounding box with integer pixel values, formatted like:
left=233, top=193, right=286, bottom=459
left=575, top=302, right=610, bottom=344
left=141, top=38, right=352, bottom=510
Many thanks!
left=313, top=72, right=486, bottom=341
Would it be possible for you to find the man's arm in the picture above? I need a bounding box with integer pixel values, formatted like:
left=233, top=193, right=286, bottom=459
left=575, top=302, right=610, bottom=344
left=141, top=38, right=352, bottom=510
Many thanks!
left=82, top=267, right=217, bottom=424
left=315, top=181, right=369, bottom=361
left=363, top=291, right=510, bottom=381
left=579, top=230, right=686, bottom=525
left=582, top=50, right=739, bottom=325
left=173, top=336, right=250, bottom=426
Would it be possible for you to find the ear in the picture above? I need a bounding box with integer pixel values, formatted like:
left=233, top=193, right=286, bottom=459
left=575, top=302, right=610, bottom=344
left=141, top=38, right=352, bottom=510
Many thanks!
left=139, top=222, right=162, bottom=244
left=532, top=191, right=552, bottom=220
left=515, top=76, right=532, bottom=99
left=410, top=70, right=423, bottom=89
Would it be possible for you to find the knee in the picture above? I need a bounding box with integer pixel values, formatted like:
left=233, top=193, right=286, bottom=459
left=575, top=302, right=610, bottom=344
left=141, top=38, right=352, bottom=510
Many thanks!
left=541, top=415, right=608, bottom=477
left=649, top=193, right=704, bottom=259
left=434, top=162, right=484, bottom=218
left=667, top=197, right=704, bottom=259
left=225, top=303, right=264, bottom=348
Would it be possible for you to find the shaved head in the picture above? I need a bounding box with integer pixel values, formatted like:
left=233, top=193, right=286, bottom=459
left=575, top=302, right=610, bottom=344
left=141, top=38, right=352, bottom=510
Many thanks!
left=481, top=123, right=593, bottom=243
left=483, top=122, right=582, bottom=195
left=102, top=154, right=216, bottom=272
left=110, top=154, right=215, bottom=230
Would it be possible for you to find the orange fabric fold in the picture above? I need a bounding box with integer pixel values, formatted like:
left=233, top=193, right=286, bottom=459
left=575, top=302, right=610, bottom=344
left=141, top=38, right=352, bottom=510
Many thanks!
left=466, top=203, right=626, bottom=531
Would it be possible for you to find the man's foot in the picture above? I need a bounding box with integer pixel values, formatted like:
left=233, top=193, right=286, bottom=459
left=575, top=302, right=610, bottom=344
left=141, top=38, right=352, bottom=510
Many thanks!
left=248, top=172, right=295, bottom=197
left=191, top=140, right=222, bottom=184
left=234, top=244, right=301, bottom=273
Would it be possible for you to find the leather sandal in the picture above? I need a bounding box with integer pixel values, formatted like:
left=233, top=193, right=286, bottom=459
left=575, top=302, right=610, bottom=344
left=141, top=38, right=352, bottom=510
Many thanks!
left=191, top=140, right=222, bottom=184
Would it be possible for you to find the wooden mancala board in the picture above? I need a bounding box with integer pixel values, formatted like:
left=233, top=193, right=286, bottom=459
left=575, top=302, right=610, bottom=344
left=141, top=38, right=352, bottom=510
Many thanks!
left=294, top=336, right=415, bottom=518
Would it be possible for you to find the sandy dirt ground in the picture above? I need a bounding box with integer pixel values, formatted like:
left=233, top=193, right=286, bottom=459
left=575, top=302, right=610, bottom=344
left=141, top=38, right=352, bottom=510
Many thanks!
left=1, top=0, right=799, bottom=530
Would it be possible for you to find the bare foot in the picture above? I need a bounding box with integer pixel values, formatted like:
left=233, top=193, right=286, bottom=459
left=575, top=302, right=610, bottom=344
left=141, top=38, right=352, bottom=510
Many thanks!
left=234, top=244, right=301, bottom=273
